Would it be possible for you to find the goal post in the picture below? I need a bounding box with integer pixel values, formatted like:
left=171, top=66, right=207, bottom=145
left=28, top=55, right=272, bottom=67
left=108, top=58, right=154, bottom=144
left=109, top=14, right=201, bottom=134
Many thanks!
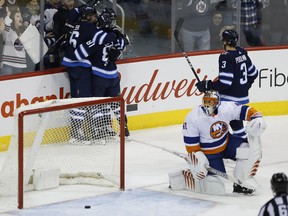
left=0, top=97, right=125, bottom=209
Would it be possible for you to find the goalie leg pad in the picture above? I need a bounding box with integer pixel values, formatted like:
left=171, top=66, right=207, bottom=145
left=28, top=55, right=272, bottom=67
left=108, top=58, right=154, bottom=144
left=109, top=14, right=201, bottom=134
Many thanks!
left=168, top=170, right=186, bottom=190
left=200, top=175, right=226, bottom=195
left=234, top=136, right=262, bottom=182
left=168, top=170, right=226, bottom=195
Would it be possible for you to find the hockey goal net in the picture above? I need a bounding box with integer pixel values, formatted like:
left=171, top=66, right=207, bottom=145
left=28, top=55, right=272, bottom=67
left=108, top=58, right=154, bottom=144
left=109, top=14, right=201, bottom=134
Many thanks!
left=0, top=97, right=125, bottom=209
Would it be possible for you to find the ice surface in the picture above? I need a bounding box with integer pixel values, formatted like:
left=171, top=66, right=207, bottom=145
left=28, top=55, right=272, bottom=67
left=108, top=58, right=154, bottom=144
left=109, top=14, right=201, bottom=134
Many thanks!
left=0, top=115, right=287, bottom=216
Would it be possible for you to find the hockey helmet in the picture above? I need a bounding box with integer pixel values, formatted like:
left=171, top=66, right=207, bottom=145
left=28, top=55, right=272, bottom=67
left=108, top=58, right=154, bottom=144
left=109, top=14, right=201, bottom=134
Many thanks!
left=271, top=172, right=288, bottom=196
left=221, top=29, right=238, bottom=47
left=202, top=90, right=221, bottom=116
left=98, top=7, right=116, bottom=29
left=81, top=6, right=97, bottom=19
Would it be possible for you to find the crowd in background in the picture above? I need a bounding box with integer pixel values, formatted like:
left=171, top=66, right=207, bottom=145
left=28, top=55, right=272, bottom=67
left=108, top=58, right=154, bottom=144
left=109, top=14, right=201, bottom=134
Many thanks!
left=0, top=0, right=287, bottom=76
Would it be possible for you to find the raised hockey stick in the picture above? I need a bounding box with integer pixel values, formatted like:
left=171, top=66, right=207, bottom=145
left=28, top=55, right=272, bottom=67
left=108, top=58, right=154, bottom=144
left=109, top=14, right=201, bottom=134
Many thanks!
left=174, top=18, right=201, bottom=82
left=133, top=139, right=256, bottom=190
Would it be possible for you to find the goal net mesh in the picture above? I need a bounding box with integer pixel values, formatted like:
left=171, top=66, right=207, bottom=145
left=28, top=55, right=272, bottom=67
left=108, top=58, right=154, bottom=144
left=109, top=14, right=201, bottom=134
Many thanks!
left=0, top=97, right=125, bottom=209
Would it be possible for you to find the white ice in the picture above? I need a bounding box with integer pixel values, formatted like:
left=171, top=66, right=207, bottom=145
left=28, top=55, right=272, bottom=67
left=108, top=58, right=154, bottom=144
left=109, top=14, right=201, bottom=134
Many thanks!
left=0, top=115, right=287, bottom=216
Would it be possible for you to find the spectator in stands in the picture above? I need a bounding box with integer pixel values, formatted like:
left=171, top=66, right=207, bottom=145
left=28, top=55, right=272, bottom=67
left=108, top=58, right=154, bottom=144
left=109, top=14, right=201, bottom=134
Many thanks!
left=177, top=0, right=213, bottom=51
left=117, top=0, right=152, bottom=36
left=42, top=0, right=60, bottom=69
left=267, top=0, right=288, bottom=45
left=53, top=0, right=74, bottom=40
left=0, top=0, right=7, bottom=74
left=235, top=0, right=264, bottom=46
left=0, top=6, right=27, bottom=75
left=209, top=10, right=224, bottom=50
left=50, top=0, right=75, bottom=68
left=19, top=0, right=40, bottom=72
left=21, top=0, right=40, bottom=27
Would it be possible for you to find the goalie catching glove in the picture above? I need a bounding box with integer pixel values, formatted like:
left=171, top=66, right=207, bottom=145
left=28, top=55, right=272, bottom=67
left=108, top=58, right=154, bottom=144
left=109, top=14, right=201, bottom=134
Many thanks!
left=246, top=112, right=266, bottom=137
left=187, top=151, right=209, bottom=180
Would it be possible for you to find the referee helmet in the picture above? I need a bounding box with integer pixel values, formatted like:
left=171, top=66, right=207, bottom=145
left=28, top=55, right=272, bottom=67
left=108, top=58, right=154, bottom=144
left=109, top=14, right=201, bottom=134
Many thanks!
left=271, top=172, right=288, bottom=196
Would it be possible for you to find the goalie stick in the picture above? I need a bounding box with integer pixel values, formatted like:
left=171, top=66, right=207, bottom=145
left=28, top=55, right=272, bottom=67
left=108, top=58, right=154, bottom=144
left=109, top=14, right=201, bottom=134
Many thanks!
left=160, top=148, right=257, bottom=190
left=174, top=18, right=201, bottom=82
left=133, top=139, right=257, bottom=190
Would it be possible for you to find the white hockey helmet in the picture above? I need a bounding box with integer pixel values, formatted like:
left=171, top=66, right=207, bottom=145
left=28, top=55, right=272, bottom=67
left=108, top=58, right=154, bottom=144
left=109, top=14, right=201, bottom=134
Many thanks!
left=202, top=90, right=220, bottom=116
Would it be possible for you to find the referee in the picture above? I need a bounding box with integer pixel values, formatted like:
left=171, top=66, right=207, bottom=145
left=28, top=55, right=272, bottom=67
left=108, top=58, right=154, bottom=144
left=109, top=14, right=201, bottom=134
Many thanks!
left=258, top=173, right=288, bottom=216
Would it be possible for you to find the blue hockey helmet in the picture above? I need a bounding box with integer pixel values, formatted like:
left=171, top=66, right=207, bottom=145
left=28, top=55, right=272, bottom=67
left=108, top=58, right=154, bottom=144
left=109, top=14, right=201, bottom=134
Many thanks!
left=81, top=6, right=97, bottom=19
left=98, top=7, right=116, bottom=29
left=221, top=29, right=238, bottom=47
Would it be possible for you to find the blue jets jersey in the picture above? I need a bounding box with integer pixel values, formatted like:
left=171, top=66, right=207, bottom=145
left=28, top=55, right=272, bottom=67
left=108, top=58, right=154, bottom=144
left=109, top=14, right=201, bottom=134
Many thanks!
left=72, top=28, right=126, bottom=79
left=211, top=47, right=258, bottom=104
left=61, top=20, right=103, bottom=68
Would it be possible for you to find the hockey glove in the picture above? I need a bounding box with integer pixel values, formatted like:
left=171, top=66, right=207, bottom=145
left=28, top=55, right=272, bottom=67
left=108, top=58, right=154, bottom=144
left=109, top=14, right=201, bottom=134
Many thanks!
left=188, top=151, right=209, bottom=181
left=63, top=22, right=75, bottom=34
left=196, top=80, right=212, bottom=92
left=123, top=34, right=130, bottom=46
left=112, top=25, right=123, bottom=37
left=247, top=81, right=254, bottom=90
left=108, top=47, right=122, bottom=61
left=246, top=113, right=266, bottom=137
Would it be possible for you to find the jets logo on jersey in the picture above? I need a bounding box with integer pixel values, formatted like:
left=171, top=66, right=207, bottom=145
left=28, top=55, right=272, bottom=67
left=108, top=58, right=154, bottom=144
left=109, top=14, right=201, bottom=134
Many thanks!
left=210, top=121, right=228, bottom=139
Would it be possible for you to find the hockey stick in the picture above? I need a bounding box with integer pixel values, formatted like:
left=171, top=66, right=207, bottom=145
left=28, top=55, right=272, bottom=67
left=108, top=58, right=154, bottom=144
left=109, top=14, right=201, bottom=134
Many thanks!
left=174, top=18, right=201, bottom=82
left=48, top=33, right=66, bottom=52
left=133, top=139, right=256, bottom=190
left=162, top=148, right=258, bottom=190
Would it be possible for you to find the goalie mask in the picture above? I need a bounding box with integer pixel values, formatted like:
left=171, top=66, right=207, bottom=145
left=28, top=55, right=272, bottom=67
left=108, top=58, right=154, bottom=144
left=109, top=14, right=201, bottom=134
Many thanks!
left=98, top=7, right=116, bottom=29
left=271, top=172, right=288, bottom=196
left=202, top=90, right=220, bottom=116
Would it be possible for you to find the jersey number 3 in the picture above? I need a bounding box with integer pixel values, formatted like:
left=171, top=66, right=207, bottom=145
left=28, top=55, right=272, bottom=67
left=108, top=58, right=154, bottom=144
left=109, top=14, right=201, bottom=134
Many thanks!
left=239, top=62, right=248, bottom=85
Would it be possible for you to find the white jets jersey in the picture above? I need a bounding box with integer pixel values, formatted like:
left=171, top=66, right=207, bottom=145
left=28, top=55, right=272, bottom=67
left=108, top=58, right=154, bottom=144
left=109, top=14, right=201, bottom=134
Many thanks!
left=2, top=16, right=26, bottom=68
left=183, top=101, right=256, bottom=154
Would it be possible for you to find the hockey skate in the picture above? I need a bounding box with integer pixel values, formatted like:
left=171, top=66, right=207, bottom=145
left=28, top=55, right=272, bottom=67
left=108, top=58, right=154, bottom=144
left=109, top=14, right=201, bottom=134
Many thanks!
left=125, top=125, right=131, bottom=141
left=233, top=183, right=255, bottom=195
left=103, top=125, right=117, bottom=137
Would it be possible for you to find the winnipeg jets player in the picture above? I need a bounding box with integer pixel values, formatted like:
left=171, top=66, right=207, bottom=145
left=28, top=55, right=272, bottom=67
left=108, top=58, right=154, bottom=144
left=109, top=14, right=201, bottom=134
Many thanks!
left=68, top=8, right=131, bottom=139
left=196, top=29, right=259, bottom=141
left=169, top=90, right=266, bottom=195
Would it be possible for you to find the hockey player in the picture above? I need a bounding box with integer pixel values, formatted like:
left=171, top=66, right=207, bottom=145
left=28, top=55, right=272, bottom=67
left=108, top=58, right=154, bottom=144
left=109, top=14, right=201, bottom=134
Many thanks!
left=169, top=90, right=266, bottom=195
left=71, top=7, right=131, bottom=140
left=61, top=6, right=98, bottom=144
left=258, top=172, right=288, bottom=216
left=196, top=29, right=258, bottom=144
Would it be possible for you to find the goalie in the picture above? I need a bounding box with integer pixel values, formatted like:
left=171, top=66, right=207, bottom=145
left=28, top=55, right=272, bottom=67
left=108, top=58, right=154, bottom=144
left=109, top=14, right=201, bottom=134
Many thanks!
left=169, top=90, right=266, bottom=195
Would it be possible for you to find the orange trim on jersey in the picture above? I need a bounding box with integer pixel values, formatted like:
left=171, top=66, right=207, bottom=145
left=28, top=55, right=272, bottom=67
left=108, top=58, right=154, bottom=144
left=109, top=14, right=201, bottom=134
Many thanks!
left=246, top=107, right=258, bottom=121
left=186, top=145, right=201, bottom=153
left=201, top=135, right=229, bottom=155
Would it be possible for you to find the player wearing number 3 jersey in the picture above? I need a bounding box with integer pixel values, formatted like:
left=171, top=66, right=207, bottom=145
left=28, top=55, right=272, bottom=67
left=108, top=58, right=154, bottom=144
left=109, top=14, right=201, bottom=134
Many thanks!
left=196, top=29, right=258, bottom=104
left=196, top=29, right=258, bottom=144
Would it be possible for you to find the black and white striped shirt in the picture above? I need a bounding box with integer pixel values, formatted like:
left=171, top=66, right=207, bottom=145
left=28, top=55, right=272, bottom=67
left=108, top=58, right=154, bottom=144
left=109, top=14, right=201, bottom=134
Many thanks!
left=258, top=195, right=288, bottom=216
